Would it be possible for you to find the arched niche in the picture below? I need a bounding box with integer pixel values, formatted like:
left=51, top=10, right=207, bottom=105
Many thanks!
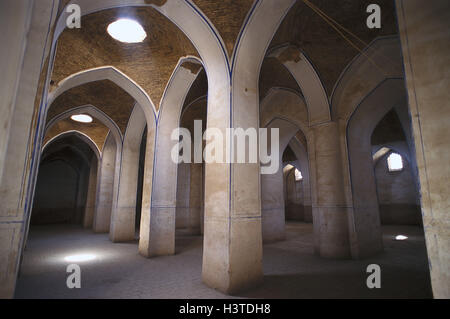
left=346, top=78, right=407, bottom=258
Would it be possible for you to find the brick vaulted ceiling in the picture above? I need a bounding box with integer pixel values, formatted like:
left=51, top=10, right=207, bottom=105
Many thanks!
left=51, top=6, right=199, bottom=110
left=43, top=117, right=110, bottom=151
left=50, top=0, right=399, bottom=149
left=259, top=57, right=302, bottom=100
left=269, top=0, right=398, bottom=96
left=47, top=80, right=135, bottom=135
left=52, top=0, right=399, bottom=110
left=179, top=0, right=398, bottom=101
left=193, top=0, right=255, bottom=57
left=186, top=0, right=398, bottom=105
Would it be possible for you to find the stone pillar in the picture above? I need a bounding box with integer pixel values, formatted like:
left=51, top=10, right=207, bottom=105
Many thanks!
left=93, top=134, right=116, bottom=233
left=138, top=125, right=156, bottom=256
left=140, top=119, right=178, bottom=257
left=201, top=77, right=263, bottom=294
left=301, top=172, right=313, bottom=222
left=261, top=165, right=286, bottom=243
left=139, top=126, right=177, bottom=256
left=288, top=139, right=313, bottom=223
left=109, top=106, right=146, bottom=242
left=312, top=122, right=351, bottom=258
left=284, top=166, right=306, bottom=221
left=202, top=160, right=263, bottom=294
left=109, top=139, right=140, bottom=241
left=261, top=119, right=299, bottom=242
left=0, top=1, right=31, bottom=181
left=187, top=163, right=202, bottom=235
left=0, top=0, right=58, bottom=298
left=138, top=63, right=199, bottom=257
left=175, top=163, right=190, bottom=229
left=396, top=0, right=450, bottom=298
left=83, top=157, right=98, bottom=228
left=74, top=164, right=89, bottom=224
left=201, top=0, right=299, bottom=294
left=200, top=163, right=205, bottom=235
left=296, top=160, right=313, bottom=222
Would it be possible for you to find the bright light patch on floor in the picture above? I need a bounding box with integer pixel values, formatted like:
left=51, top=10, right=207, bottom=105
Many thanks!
left=395, top=235, right=408, bottom=241
left=387, top=152, right=403, bottom=172
left=64, top=254, right=96, bottom=262
left=107, top=19, right=147, bottom=43
left=70, top=114, right=93, bottom=123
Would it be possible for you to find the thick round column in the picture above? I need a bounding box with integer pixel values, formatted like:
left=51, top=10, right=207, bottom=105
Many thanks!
left=312, top=122, right=351, bottom=258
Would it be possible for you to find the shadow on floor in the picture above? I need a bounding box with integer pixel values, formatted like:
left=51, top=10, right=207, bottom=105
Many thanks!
left=15, top=223, right=433, bottom=299
left=175, top=232, right=203, bottom=254
left=236, top=267, right=432, bottom=299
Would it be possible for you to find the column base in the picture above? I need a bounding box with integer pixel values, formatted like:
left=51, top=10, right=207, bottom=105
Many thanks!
left=138, top=207, right=175, bottom=257
left=202, top=217, right=263, bottom=294
left=110, top=207, right=136, bottom=243
left=314, top=206, right=352, bottom=259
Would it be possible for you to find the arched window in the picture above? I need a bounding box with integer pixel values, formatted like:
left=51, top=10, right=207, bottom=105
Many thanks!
left=294, top=168, right=303, bottom=181
left=387, top=153, right=403, bottom=172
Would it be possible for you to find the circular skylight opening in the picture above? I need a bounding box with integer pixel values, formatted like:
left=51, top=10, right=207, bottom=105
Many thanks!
left=71, top=114, right=93, bottom=123
left=107, top=19, right=147, bottom=43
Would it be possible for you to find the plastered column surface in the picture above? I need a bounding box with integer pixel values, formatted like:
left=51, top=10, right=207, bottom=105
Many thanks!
left=260, top=118, right=299, bottom=243
left=0, top=0, right=57, bottom=298
left=202, top=0, right=297, bottom=294
left=83, top=157, right=98, bottom=228
left=396, top=0, right=450, bottom=298
left=312, top=122, right=351, bottom=258
left=139, top=63, right=199, bottom=257
left=110, top=106, right=146, bottom=242
left=93, top=134, right=117, bottom=233
left=176, top=163, right=190, bottom=229
left=187, top=163, right=202, bottom=235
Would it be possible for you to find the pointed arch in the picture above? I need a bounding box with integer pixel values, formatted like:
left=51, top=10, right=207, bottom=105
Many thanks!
left=331, top=36, right=404, bottom=121
left=109, top=104, right=146, bottom=242
left=42, top=130, right=100, bottom=161
left=45, top=104, right=124, bottom=146
left=260, top=87, right=309, bottom=131
left=346, top=78, right=407, bottom=258
left=267, top=44, right=330, bottom=125
left=47, top=66, right=157, bottom=124
left=138, top=57, right=203, bottom=255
